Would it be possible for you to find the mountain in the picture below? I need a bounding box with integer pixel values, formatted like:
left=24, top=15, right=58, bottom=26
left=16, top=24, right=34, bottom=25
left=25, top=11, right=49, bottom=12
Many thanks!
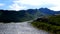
left=39, top=8, right=60, bottom=15
left=0, top=8, right=60, bottom=23
left=0, top=10, right=41, bottom=22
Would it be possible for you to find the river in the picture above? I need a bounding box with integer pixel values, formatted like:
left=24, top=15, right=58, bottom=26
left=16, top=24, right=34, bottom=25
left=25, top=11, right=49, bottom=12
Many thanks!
left=0, top=22, right=50, bottom=34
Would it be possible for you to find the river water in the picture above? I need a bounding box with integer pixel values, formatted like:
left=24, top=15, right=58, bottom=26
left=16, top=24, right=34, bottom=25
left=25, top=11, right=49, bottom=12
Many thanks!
left=0, top=22, right=50, bottom=34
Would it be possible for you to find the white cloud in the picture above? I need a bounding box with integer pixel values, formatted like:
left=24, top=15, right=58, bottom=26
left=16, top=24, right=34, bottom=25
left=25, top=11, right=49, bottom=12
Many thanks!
left=49, top=6, right=60, bottom=11
left=0, top=3, right=5, bottom=6
left=9, top=0, right=60, bottom=11
left=14, top=0, right=43, bottom=6
left=9, top=3, right=27, bottom=11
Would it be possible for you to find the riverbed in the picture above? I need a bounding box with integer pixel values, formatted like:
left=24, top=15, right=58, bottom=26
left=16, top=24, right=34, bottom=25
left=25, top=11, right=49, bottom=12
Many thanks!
left=0, top=22, right=49, bottom=34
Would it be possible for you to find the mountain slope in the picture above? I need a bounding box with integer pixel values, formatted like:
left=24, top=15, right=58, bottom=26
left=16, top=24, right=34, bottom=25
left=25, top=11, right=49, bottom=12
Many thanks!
left=0, top=8, right=60, bottom=22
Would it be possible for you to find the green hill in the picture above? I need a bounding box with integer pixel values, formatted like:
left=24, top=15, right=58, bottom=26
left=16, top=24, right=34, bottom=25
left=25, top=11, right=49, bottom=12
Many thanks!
left=31, top=15, right=60, bottom=34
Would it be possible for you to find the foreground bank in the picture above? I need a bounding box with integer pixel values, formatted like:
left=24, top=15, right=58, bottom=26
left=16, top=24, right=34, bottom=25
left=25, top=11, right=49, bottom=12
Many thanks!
left=31, top=15, right=60, bottom=34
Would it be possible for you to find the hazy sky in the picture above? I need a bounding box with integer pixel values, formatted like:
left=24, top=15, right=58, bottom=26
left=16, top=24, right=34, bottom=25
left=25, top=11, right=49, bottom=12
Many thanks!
left=0, top=0, right=60, bottom=11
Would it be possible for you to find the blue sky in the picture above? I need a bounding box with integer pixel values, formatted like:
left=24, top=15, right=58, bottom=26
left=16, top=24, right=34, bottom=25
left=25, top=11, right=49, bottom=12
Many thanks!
left=0, top=0, right=60, bottom=11
left=0, top=0, right=13, bottom=9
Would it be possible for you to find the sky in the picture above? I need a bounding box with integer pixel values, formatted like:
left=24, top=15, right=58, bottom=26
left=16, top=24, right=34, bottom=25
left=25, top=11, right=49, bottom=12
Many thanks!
left=0, top=0, right=60, bottom=11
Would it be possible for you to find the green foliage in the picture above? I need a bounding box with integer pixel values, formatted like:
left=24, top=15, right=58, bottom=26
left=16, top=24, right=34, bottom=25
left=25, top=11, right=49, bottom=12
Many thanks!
left=0, top=9, right=41, bottom=23
left=31, top=15, right=60, bottom=34
left=49, top=15, right=60, bottom=25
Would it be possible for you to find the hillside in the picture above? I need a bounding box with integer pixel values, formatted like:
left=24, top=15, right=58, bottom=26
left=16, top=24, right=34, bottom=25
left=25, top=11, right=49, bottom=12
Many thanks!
left=0, top=8, right=60, bottom=23
left=31, top=15, right=60, bottom=34
left=0, top=9, right=41, bottom=23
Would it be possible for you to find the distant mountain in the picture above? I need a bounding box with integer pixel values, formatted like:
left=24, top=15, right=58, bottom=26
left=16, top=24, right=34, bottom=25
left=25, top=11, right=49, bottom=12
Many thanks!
left=0, top=8, right=60, bottom=23
left=39, top=8, right=60, bottom=15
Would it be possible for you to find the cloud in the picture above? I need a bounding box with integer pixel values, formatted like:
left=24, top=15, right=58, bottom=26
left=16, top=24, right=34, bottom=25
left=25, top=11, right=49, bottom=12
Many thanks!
left=9, top=3, right=27, bottom=11
left=14, top=0, right=43, bottom=6
left=49, top=6, right=60, bottom=11
left=9, top=0, right=60, bottom=11
left=0, top=3, right=5, bottom=6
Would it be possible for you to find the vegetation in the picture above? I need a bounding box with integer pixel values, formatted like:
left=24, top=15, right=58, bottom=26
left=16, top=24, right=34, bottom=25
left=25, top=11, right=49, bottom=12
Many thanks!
left=0, top=8, right=60, bottom=23
left=31, top=15, right=60, bottom=34
left=0, top=9, right=41, bottom=23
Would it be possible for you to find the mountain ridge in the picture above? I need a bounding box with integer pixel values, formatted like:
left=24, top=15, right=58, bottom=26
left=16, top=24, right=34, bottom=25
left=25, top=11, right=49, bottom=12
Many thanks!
left=0, top=8, right=60, bottom=22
